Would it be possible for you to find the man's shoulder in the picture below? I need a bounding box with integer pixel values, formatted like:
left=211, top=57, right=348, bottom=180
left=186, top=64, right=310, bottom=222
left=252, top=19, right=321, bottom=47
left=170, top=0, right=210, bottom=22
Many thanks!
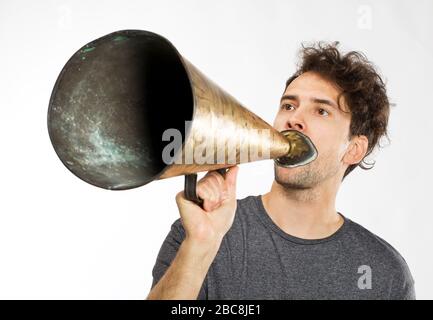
left=344, top=217, right=413, bottom=282
left=346, top=218, right=405, bottom=257
left=236, top=195, right=260, bottom=210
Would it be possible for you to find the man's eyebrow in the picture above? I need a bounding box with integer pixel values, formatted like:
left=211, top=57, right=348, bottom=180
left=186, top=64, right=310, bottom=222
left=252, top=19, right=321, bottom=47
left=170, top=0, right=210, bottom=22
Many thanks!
left=280, top=94, right=338, bottom=110
left=311, top=98, right=338, bottom=109
left=280, top=94, right=298, bottom=102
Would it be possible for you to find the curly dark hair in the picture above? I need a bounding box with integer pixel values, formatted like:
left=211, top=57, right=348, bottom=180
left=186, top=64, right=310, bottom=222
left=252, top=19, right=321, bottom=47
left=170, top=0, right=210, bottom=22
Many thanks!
left=285, top=41, right=390, bottom=179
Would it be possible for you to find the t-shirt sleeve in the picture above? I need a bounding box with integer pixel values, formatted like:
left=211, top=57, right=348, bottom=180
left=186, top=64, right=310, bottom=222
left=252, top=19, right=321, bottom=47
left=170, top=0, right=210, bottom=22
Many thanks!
left=390, top=258, right=416, bottom=300
left=150, top=218, right=208, bottom=300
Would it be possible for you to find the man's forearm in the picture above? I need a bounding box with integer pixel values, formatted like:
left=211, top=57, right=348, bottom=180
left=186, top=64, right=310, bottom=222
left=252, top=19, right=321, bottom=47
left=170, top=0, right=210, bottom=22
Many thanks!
left=147, top=237, right=222, bottom=300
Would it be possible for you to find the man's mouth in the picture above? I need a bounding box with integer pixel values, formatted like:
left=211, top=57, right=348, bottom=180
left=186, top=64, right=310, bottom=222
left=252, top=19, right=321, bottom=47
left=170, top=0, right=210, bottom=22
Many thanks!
left=274, top=130, right=318, bottom=168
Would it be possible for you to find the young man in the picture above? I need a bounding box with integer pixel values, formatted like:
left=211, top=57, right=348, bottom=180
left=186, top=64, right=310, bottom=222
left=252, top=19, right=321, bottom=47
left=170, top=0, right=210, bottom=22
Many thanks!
left=147, top=42, right=415, bottom=300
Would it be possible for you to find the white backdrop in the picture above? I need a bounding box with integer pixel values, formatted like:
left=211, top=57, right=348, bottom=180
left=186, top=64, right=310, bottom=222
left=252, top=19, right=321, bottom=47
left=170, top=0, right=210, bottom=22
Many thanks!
left=0, top=0, right=432, bottom=299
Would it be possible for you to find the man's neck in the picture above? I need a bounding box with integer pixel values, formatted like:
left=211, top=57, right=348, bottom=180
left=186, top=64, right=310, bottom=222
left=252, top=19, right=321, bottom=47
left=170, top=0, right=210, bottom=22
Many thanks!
left=261, top=177, right=344, bottom=240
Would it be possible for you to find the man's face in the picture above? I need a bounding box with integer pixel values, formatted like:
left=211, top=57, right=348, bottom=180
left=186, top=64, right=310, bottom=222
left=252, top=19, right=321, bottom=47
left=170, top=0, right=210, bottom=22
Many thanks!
left=273, top=71, right=352, bottom=189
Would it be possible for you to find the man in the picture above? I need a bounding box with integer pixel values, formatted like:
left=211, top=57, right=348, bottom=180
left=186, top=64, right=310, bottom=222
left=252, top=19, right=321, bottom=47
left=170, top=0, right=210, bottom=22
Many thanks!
left=147, top=42, right=415, bottom=300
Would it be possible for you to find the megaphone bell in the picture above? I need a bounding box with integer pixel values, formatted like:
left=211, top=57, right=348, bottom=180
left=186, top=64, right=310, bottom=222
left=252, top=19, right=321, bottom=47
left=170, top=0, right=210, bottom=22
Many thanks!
left=47, top=30, right=317, bottom=205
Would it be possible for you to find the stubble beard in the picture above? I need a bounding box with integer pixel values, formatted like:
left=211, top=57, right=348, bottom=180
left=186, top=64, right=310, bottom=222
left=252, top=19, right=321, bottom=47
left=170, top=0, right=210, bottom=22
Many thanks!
left=274, top=153, right=339, bottom=190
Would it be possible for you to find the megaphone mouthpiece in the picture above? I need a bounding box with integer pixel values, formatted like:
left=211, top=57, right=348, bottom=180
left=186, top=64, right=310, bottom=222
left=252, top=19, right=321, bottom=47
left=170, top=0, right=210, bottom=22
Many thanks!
left=275, top=130, right=318, bottom=168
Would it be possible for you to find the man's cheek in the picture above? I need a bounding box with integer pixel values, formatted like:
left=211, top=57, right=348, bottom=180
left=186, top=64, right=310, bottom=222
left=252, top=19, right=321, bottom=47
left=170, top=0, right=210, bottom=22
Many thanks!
left=273, top=123, right=283, bottom=131
left=273, top=115, right=286, bottom=130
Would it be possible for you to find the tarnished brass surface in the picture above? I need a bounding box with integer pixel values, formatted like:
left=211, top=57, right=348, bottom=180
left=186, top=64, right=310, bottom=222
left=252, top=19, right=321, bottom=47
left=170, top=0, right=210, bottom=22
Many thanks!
left=158, top=59, right=294, bottom=179
left=47, top=30, right=317, bottom=190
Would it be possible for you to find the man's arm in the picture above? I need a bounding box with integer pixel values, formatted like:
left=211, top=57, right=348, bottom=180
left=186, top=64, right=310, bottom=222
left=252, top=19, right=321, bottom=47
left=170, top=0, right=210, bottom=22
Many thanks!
left=147, top=237, right=221, bottom=299
left=147, top=166, right=239, bottom=300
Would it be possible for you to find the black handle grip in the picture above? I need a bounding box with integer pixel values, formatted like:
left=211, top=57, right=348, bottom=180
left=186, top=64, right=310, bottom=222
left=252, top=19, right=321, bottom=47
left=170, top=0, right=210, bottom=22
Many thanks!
left=184, top=168, right=228, bottom=207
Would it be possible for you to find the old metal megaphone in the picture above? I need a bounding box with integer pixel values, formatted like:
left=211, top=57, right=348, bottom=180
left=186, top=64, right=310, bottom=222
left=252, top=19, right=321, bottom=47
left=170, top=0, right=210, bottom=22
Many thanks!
left=47, top=30, right=317, bottom=205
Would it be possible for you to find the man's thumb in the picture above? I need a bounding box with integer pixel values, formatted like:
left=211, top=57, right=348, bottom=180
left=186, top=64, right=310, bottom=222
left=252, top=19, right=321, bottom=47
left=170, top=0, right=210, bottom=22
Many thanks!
left=225, top=165, right=239, bottom=193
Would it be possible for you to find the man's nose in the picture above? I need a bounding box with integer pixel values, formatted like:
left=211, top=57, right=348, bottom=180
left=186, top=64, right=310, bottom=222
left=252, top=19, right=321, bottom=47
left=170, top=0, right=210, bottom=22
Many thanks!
left=286, top=111, right=305, bottom=132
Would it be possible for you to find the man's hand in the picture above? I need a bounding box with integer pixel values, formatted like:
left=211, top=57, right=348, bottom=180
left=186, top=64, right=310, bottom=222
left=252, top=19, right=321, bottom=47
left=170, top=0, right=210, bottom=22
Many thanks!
left=175, top=165, right=239, bottom=245
left=147, top=166, right=239, bottom=300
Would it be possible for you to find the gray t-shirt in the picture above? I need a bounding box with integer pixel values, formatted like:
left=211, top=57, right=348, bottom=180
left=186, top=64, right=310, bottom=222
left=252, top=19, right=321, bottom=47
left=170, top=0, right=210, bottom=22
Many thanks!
left=151, top=195, right=415, bottom=299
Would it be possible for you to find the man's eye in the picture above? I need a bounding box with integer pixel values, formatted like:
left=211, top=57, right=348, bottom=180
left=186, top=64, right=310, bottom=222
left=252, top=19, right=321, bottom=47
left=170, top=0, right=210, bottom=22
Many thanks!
left=318, top=108, right=329, bottom=116
left=281, top=104, right=295, bottom=111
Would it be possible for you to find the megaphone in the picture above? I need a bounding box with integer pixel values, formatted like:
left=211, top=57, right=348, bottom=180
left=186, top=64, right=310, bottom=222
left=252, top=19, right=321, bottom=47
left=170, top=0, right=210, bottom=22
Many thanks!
left=47, top=30, right=317, bottom=205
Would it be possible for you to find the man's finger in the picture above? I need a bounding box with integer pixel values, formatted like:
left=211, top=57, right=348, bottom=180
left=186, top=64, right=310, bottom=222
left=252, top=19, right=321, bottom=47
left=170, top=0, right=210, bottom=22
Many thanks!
left=225, top=165, right=239, bottom=194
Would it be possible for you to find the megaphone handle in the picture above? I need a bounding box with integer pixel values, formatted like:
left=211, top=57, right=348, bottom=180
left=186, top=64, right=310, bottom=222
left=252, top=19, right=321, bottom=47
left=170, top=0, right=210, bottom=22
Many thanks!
left=184, top=168, right=228, bottom=207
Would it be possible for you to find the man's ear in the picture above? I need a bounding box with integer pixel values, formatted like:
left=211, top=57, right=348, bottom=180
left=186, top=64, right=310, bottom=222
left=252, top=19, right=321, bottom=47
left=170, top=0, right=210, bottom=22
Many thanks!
left=343, top=135, right=369, bottom=165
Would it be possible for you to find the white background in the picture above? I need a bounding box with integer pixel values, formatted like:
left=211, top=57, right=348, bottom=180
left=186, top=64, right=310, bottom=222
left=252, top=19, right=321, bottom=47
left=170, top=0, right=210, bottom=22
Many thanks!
left=0, top=0, right=432, bottom=299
